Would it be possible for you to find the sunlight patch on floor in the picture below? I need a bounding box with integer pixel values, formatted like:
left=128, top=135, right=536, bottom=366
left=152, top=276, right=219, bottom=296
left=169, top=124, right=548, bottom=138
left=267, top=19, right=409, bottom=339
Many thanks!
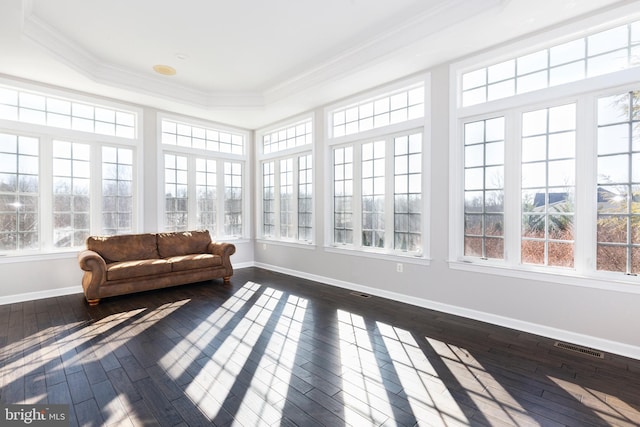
left=232, top=293, right=307, bottom=425
left=547, top=375, right=635, bottom=425
left=337, top=310, right=394, bottom=426
left=376, top=323, right=469, bottom=426
left=178, top=284, right=289, bottom=423
left=425, top=336, right=533, bottom=425
left=159, top=281, right=261, bottom=379
left=0, top=307, right=148, bottom=381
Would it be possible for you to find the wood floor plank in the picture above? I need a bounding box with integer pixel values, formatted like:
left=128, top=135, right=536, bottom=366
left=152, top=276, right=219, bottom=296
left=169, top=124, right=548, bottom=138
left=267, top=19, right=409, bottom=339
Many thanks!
left=133, top=377, right=183, bottom=427
left=1, top=266, right=640, bottom=426
left=91, top=378, right=134, bottom=427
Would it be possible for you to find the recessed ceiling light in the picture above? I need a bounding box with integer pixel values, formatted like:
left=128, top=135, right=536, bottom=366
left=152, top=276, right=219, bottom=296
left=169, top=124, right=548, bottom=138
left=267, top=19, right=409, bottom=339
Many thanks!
left=153, top=64, right=176, bottom=76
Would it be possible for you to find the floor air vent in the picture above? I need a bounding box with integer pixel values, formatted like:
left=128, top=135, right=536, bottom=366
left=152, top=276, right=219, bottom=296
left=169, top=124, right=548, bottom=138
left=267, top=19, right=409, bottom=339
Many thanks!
left=554, top=341, right=604, bottom=358
left=350, top=292, right=371, bottom=298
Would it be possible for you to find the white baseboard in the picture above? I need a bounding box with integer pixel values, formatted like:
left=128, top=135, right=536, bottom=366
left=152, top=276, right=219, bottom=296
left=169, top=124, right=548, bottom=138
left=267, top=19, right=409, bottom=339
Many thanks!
left=252, top=262, right=640, bottom=361
left=232, top=261, right=255, bottom=270
left=0, top=286, right=83, bottom=306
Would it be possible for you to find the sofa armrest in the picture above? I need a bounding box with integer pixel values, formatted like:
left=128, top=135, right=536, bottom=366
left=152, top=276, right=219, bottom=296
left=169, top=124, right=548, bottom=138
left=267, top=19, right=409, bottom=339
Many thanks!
left=78, top=249, right=107, bottom=301
left=208, top=242, right=236, bottom=258
left=208, top=242, right=236, bottom=277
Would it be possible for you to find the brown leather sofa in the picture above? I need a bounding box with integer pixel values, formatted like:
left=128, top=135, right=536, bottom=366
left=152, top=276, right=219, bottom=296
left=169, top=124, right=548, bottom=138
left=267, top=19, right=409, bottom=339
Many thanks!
left=77, top=230, right=235, bottom=305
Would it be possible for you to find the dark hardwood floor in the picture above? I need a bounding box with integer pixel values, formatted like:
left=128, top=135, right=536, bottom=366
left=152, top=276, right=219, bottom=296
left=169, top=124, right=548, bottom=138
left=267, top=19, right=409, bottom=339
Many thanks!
left=1, top=267, right=640, bottom=426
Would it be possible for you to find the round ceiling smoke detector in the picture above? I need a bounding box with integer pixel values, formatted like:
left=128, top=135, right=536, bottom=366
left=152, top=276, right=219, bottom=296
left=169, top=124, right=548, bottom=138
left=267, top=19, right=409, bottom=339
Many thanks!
left=153, top=64, right=176, bottom=76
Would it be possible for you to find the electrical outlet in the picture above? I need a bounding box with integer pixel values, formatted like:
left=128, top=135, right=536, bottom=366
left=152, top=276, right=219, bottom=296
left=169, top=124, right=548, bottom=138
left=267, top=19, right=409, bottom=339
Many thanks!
left=262, top=243, right=267, bottom=250
left=396, top=263, right=403, bottom=273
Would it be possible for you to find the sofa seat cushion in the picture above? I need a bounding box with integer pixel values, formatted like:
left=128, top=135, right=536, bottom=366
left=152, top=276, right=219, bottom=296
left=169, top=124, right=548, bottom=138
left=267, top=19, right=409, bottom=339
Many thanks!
left=106, top=259, right=172, bottom=282
left=168, top=254, right=222, bottom=272
left=158, top=230, right=212, bottom=258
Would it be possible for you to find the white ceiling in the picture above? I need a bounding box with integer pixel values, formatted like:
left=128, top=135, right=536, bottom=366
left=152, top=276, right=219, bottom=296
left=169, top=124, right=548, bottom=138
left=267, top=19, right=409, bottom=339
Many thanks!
left=0, top=0, right=633, bottom=129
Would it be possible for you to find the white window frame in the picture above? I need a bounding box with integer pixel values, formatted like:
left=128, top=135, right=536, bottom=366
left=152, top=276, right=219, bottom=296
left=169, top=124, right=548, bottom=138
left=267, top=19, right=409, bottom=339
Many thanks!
left=158, top=113, right=250, bottom=241
left=325, top=75, right=431, bottom=263
left=449, top=5, right=640, bottom=293
left=256, top=114, right=315, bottom=246
left=0, top=79, right=143, bottom=260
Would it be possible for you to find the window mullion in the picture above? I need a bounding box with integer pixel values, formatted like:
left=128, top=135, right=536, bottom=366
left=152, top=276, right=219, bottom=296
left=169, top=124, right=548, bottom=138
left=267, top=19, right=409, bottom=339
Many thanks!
left=90, top=143, right=102, bottom=235
left=274, top=160, right=281, bottom=240
left=574, top=95, right=597, bottom=273
left=258, top=161, right=265, bottom=238
left=40, top=136, right=53, bottom=250
left=187, top=156, right=197, bottom=230
left=216, top=159, right=226, bottom=238
left=385, top=136, right=394, bottom=251
left=293, top=156, right=300, bottom=241
left=353, top=144, right=363, bottom=248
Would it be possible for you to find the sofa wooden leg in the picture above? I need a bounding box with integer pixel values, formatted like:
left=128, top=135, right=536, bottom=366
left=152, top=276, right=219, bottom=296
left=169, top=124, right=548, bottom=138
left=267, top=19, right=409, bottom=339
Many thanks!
left=87, top=298, right=100, bottom=306
left=223, top=276, right=231, bottom=285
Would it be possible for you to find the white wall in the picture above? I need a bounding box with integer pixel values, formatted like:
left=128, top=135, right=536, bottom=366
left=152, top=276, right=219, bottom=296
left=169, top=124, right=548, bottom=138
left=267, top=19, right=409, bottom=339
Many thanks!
left=254, top=64, right=640, bottom=360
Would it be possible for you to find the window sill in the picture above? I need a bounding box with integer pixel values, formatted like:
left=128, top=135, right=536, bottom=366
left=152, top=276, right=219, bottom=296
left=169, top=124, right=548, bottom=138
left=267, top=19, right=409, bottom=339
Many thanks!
left=257, top=239, right=316, bottom=250
left=220, top=238, right=252, bottom=244
left=448, top=259, right=640, bottom=294
left=325, top=245, right=430, bottom=265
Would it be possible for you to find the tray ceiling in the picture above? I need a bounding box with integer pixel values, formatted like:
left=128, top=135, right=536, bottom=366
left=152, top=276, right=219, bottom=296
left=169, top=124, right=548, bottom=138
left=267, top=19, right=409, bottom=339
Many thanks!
left=0, top=0, right=630, bottom=128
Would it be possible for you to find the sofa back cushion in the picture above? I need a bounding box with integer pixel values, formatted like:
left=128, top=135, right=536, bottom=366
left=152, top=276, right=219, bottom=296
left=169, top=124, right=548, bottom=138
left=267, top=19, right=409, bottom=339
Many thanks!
left=86, top=233, right=159, bottom=263
left=157, top=230, right=212, bottom=258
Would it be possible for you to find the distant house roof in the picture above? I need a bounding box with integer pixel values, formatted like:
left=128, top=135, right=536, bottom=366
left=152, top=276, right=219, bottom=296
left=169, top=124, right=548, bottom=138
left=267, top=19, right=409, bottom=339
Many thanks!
left=533, top=192, right=568, bottom=207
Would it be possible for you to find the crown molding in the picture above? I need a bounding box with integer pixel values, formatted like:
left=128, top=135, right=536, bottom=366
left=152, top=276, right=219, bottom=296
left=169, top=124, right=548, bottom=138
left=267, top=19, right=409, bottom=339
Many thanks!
left=20, top=2, right=266, bottom=109
left=20, top=0, right=508, bottom=112
left=263, top=0, right=509, bottom=104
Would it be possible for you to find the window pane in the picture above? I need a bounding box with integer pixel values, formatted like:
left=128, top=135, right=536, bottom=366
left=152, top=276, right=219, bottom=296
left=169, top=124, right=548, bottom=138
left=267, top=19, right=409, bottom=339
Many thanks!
left=588, top=49, right=629, bottom=77
left=550, top=61, right=585, bottom=86
left=464, top=121, right=485, bottom=145
left=597, top=245, right=627, bottom=272
left=522, top=109, right=547, bottom=137
left=462, top=87, right=487, bottom=106
left=598, top=93, right=630, bottom=125
left=517, top=71, right=548, bottom=94
left=598, top=124, right=630, bottom=155
left=517, top=50, right=548, bottom=75
left=598, top=154, right=629, bottom=184
left=522, top=136, right=547, bottom=162
left=550, top=39, right=585, bottom=67
left=521, top=240, right=545, bottom=265
left=488, top=80, right=515, bottom=101
left=462, top=69, right=486, bottom=90
left=488, top=60, right=515, bottom=83
left=588, top=25, right=628, bottom=56
left=548, top=242, right=574, bottom=267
